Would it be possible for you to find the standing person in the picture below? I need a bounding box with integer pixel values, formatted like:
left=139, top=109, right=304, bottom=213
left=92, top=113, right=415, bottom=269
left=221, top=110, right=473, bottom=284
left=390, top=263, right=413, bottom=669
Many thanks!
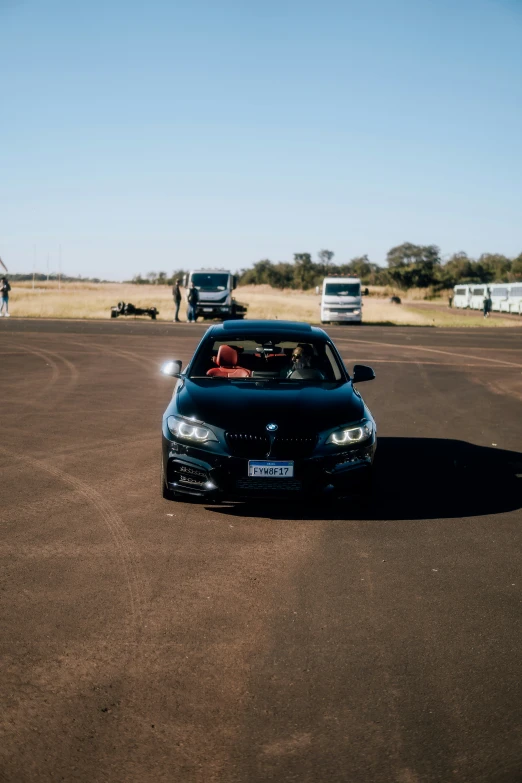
left=483, top=288, right=491, bottom=318
left=448, top=294, right=453, bottom=308
left=187, top=282, right=199, bottom=323
left=0, top=276, right=11, bottom=317
left=172, top=279, right=182, bottom=322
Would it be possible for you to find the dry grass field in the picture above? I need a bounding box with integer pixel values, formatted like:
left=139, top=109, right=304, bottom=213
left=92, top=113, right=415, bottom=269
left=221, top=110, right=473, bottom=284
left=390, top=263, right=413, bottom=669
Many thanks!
left=5, top=280, right=522, bottom=328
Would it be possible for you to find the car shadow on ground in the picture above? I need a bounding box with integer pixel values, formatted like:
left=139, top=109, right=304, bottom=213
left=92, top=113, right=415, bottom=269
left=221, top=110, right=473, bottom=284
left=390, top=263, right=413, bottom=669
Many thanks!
left=205, top=437, right=522, bottom=521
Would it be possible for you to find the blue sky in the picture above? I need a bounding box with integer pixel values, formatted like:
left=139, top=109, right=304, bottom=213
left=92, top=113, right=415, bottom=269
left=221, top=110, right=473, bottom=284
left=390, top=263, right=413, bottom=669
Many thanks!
left=1, top=0, right=522, bottom=279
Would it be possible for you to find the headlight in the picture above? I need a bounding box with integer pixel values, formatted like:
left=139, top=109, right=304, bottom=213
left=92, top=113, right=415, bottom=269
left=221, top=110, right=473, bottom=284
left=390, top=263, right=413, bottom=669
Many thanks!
left=352, top=309, right=361, bottom=315
left=167, top=415, right=218, bottom=443
left=326, top=419, right=373, bottom=445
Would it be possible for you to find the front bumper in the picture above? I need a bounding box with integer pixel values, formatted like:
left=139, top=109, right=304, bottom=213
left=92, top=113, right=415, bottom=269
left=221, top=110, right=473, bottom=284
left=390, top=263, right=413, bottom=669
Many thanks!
left=322, top=310, right=361, bottom=322
left=162, top=435, right=375, bottom=500
left=196, top=304, right=232, bottom=318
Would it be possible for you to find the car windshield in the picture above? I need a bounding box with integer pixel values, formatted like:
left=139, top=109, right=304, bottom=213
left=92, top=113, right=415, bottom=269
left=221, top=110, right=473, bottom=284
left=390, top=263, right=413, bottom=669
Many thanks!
left=189, top=336, right=344, bottom=382
left=324, top=283, right=360, bottom=296
left=191, top=273, right=229, bottom=291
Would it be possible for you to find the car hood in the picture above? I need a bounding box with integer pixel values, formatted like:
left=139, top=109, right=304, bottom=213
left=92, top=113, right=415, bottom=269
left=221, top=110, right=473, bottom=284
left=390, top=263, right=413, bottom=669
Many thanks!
left=173, top=379, right=364, bottom=432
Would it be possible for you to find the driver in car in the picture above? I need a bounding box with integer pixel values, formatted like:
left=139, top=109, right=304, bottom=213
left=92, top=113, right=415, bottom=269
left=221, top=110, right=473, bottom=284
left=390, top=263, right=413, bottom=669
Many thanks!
left=286, top=344, right=314, bottom=377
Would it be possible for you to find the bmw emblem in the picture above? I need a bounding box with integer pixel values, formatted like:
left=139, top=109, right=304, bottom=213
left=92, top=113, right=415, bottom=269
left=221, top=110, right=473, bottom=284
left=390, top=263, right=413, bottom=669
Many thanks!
left=266, top=423, right=278, bottom=432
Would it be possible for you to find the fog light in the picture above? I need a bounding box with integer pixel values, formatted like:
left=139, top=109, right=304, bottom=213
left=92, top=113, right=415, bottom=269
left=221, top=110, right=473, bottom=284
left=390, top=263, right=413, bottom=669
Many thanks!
left=205, top=481, right=216, bottom=489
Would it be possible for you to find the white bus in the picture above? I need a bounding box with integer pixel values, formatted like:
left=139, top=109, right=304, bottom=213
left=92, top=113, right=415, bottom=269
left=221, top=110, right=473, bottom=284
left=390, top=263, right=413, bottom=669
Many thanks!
left=321, top=277, right=362, bottom=324
left=507, top=284, right=522, bottom=314
left=453, top=285, right=471, bottom=308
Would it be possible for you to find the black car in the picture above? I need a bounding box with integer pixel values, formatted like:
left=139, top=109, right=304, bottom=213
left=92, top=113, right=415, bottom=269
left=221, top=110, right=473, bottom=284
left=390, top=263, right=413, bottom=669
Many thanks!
left=161, top=320, right=376, bottom=501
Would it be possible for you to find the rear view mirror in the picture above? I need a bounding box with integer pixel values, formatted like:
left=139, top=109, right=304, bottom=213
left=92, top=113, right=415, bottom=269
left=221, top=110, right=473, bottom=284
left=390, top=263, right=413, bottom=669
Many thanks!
left=161, top=360, right=182, bottom=378
left=352, top=364, right=375, bottom=383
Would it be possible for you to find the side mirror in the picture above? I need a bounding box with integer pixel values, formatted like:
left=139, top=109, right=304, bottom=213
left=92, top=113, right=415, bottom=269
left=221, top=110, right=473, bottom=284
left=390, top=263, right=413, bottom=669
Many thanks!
left=232, top=275, right=238, bottom=290
left=352, top=364, right=375, bottom=383
left=363, top=287, right=369, bottom=296
left=161, top=360, right=182, bottom=378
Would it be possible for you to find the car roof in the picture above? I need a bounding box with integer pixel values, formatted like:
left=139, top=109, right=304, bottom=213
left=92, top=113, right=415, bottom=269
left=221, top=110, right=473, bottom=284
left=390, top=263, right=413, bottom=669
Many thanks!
left=208, top=320, right=327, bottom=339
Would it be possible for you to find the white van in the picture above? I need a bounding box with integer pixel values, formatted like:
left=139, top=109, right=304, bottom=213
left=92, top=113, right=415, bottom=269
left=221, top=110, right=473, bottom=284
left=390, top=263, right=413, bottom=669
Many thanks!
left=469, top=285, right=488, bottom=310
left=489, top=284, right=509, bottom=312
left=453, top=285, right=471, bottom=308
left=507, top=284, right=522, bottom=314
left=321, top=277, right=362, bottom=324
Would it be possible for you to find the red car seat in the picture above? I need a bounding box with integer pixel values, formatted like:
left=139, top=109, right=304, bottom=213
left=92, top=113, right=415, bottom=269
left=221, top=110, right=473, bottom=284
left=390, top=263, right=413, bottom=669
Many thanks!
left=207, top=345, right=252, bottom=378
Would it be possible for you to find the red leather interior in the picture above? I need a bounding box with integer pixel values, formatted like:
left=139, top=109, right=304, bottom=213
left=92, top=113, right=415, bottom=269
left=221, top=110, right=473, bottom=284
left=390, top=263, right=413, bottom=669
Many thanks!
left=207, top=345, right=252, bottom=378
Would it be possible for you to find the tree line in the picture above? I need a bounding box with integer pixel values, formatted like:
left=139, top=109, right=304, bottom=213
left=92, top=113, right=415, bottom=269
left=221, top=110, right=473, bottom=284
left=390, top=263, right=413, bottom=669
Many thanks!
left=131, top=243, right=522, bottom=291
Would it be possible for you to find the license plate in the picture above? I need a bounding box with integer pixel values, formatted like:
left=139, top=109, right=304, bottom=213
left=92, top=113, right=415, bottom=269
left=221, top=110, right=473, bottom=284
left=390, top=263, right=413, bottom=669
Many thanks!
left=203, top=307, right=213, bottom=312
left=248, top=461, right=294, bottom=477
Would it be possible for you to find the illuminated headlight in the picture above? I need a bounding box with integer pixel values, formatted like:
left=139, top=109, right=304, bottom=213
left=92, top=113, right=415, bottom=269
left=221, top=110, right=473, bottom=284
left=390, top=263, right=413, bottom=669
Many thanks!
left=326, top=419, right=373, bottom=446
left=167, top=415, right=218, bottom=443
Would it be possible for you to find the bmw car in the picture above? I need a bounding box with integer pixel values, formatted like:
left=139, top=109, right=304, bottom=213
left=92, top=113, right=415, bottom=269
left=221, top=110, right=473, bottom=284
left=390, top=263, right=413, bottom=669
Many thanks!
left=161, top=320, right=376, bottom=501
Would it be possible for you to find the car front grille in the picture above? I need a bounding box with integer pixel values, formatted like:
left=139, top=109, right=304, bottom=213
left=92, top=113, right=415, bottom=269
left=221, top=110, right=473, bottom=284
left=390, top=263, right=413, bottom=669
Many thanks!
left=226, top=432, right=269, bottom=459
left=272, top=436, right=317, bottom=459
left=225, top=431, right=317, bottom=459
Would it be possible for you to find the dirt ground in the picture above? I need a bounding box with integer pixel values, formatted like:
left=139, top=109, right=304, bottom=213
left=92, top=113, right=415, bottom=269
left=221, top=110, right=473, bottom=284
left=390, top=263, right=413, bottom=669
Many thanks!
left=1, top=319, right=521, bottom=783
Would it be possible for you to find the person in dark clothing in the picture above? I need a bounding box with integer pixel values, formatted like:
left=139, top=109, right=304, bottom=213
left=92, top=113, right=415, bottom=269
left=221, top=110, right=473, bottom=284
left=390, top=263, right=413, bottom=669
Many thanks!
left=483, top=288, right=492, bottom=318
left=0, top=277, right=11, bottom=316
left=187, top=282, right=199, bottom=323
left=172, top=279, right=182, bottom=322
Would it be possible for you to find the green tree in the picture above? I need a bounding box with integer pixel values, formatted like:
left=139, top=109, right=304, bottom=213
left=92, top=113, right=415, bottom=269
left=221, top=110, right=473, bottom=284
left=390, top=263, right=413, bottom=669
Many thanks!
left=317, top=249, right=335, bottom=275
left=386, top=243, right=441, bottom=268
left=293, top=253, right=315, bottom=289
left=386, top=243, right=441, bottom=289
left=511, top=254, right=522, bottom=280
left=438, top=252, right=475, bottom=287
left=477, top=253, right=511, bottom=282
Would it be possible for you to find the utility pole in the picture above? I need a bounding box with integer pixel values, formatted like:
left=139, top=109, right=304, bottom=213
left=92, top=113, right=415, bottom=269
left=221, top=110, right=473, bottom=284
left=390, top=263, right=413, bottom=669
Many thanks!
left=47, top=254, right=50, bottom=282
left=33, top=245, right=36, bottom=290
left=58, top=244, right=62, bottom=290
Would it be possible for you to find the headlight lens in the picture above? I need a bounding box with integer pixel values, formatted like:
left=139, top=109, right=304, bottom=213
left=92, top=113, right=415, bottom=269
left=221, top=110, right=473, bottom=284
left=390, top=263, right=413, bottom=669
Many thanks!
left=326, top=419, right=373, bottom=445
left=167, top=416, right=218, bottom=443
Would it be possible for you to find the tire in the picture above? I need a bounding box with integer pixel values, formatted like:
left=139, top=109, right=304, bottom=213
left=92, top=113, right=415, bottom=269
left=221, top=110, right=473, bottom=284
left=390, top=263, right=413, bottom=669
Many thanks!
left=150, top=312, right=157, bottom=320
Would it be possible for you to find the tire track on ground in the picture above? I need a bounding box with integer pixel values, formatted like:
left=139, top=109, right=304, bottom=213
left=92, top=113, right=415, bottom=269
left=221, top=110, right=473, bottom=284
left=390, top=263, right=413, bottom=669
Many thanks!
left=65, top=338, right=159, bottom=371
left=335, top=335, right=522, bottom=368
left=6, top=342, right=80, bottom=407
left=0, top=447, right=147, bottom=641
left=6, top=343, right=62, bottom=402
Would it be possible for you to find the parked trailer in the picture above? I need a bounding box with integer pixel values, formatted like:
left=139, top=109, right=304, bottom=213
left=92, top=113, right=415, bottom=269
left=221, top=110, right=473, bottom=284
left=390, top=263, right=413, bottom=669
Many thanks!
left=489, top=284, right=509, bottom=312
left=508, top=284, right=522, bottom=314
left=453, top=285, right=471, bottom=308
left=469, top=285, right=488, bottom=310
